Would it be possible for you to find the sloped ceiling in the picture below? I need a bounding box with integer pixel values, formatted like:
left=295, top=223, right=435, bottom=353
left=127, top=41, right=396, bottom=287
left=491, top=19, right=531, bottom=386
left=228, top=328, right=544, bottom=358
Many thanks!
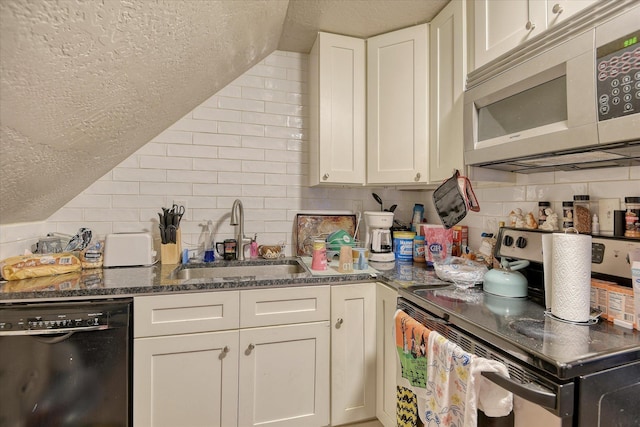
left=0, top=0, right=447, bottom=225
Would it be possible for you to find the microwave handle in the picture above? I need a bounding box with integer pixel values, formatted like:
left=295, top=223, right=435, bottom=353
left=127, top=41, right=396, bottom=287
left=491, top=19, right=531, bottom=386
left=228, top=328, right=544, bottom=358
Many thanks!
left=481, top=371, right=556, bottom=410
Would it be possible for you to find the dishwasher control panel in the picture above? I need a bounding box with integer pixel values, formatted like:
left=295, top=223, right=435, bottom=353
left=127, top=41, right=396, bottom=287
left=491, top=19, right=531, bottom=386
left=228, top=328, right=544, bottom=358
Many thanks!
left=0, top=301, right=130, bottom=334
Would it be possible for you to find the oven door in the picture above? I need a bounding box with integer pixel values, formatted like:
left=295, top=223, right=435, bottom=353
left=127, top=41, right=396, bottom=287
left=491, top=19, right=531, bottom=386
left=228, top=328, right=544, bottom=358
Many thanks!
left=397, top=297, right=574, bottom=427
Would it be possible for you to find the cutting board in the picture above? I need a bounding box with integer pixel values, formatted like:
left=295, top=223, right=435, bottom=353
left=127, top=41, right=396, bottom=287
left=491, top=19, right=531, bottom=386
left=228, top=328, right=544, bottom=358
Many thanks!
left=295, top=213, right=357, bottom=256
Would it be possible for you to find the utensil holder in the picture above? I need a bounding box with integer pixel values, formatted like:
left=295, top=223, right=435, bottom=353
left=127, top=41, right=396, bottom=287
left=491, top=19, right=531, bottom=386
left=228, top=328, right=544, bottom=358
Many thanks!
left=161, top=228, right=182, bottom=264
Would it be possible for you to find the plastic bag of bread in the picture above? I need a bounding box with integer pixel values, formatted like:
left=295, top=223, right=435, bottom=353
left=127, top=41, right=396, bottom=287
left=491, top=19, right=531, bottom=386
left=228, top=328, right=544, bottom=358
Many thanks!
left=0, top=252, right=82, bottom=281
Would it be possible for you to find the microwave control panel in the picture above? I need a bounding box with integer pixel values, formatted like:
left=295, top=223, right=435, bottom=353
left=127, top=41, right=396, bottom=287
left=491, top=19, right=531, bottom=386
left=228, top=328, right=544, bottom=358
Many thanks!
left=596, top=31, right=640, bottom=121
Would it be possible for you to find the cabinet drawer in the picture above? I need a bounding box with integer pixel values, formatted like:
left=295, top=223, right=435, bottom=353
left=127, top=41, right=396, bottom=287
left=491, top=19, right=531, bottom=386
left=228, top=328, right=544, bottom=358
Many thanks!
left=134, top=291, right=240, bottom=338
left=240, top=285, right=330, bottom=328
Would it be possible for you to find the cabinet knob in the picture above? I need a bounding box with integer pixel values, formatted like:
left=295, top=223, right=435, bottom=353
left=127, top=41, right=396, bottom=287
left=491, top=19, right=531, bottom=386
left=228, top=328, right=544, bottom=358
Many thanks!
left=525, top=21, right=536, bottom=31
left=247, top=343, right=255, bottom=351
left=322, top=173, right=330, bottom=181
left=414, top=172, right=421, bottom=182
left=336, top=318, right=343, bottom=328
left=222, top=346, right=230, bottom=354
left=552, top=4, right=563, bottom=14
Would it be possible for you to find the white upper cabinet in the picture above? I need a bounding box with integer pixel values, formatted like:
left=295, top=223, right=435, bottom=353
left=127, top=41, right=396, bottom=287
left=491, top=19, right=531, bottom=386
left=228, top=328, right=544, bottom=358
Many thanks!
left=429, top=0, right=466, bottom=183
left=309, top=32, right=366, bottom=186
left=367, top=24, right=429, bottom=185
left=473, top=0, right=598, bottom=69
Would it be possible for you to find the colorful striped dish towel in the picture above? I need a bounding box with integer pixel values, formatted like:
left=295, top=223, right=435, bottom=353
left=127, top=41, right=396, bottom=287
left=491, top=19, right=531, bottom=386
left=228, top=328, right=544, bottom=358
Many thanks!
left=425, top=331, right=513, bottom=427
left=395, top=309, right=431, bottom=389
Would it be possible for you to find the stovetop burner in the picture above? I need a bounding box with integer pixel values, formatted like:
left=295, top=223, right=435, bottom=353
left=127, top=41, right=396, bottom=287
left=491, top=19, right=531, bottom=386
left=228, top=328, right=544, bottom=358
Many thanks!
left=508, top=318, right=547, bottom=340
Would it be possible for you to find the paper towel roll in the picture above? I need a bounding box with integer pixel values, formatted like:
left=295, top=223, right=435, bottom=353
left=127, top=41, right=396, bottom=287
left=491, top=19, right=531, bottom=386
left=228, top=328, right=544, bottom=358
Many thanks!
left=541, top=234, right=554, bottom=311
left=551, top=232, right=592, bottom=322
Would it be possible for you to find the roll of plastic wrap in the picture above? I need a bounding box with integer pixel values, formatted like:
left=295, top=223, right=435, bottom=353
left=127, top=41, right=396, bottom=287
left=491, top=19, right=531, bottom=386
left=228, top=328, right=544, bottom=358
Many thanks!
left=551, top=232, right=592, bottom=322
left=541, top=234, right=553, bottom=311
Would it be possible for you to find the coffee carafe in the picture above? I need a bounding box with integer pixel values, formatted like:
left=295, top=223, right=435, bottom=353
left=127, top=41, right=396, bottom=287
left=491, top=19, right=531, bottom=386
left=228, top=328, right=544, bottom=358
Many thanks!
left=364, top=211, right=395, bottom=262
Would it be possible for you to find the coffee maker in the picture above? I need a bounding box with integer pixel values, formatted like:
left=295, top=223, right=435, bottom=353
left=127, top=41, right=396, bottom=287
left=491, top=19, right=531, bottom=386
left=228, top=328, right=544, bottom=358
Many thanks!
left=364, top=211, right=395, bottom=262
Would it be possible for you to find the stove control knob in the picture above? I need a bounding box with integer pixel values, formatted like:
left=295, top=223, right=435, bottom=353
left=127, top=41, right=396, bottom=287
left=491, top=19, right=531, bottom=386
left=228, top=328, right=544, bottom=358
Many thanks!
left=516, top=237, right=527, bottom=249
left=503, top=235, right=514, bottom=247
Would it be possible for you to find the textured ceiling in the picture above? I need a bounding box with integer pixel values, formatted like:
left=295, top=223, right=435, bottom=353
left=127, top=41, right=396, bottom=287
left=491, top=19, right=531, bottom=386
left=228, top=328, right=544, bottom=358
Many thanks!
left=0, top=0, right=447, bottom=225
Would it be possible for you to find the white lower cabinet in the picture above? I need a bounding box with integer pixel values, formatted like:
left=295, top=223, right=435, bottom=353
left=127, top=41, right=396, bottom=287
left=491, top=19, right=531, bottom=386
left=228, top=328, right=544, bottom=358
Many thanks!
left=331, top=282, right=377, bottom=426
left=134, top=330, right=240, bottom=427
left=376, top=282, right=399, bottom=427
left=134, top=286, right=331, bottom=427
left=238, top=322, right=330, bottom=427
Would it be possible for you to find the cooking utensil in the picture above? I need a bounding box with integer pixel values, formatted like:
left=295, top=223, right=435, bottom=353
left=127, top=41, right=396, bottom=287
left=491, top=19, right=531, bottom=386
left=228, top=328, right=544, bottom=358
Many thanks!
left=388, top=204, right=397, bottom=212
left=372, top=193, right=383, bottom=211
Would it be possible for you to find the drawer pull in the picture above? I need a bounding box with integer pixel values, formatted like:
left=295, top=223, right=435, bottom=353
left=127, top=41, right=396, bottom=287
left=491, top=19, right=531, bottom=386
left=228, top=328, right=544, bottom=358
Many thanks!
left=336, top=318, right=344, bottom=328
left=222, top=346, right=230, bottom=354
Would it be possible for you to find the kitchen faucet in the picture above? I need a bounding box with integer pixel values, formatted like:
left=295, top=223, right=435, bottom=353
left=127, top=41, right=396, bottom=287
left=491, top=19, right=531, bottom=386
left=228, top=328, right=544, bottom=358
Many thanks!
left=230, top=199, right=252, bottom=260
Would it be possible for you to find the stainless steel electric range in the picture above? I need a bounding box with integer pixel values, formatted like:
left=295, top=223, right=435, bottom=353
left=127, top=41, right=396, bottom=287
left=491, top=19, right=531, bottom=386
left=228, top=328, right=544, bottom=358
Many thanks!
left=398, top=228, right=640, bottom=427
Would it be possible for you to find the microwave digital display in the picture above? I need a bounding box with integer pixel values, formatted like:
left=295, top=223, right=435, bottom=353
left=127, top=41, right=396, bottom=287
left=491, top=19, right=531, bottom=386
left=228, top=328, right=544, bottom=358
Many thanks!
left=596, top=31, right=640, bottom=122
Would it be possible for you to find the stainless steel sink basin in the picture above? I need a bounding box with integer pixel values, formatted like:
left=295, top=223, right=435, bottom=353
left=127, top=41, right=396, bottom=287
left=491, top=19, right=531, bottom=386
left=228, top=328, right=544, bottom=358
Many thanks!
left=171, top=259, right=310, bottom=280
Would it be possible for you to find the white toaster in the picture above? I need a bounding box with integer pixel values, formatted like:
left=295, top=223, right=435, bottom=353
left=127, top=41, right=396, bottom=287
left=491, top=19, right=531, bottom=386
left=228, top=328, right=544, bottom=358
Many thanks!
left=103, top=232, right=157, bottom=267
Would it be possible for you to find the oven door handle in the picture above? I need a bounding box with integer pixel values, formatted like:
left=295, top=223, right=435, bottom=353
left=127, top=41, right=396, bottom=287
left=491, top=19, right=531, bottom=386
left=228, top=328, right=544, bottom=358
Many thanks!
left=481, top=371, right=556, bottom=410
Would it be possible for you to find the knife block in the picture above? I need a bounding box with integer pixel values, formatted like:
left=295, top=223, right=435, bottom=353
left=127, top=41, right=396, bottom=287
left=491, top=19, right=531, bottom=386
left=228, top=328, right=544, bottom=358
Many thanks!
left=161, top=228, right=182, bottom=264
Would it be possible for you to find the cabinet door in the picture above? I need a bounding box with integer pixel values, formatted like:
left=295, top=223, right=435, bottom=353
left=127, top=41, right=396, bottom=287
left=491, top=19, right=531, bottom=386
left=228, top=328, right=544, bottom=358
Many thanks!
left=367, top=24, right=429, bottom=185
left=546, top=0, right=598, bottom=27
left=309, top=32, right=366, bottom=186
left=376, top=283, right=398, bottom=427
left=429, top=0, right=466, bottom=182
left=238, top=322, right=330, bottom=427
left=331, top=283, right=377, bottom=426
left=474, top=0, right=545, bottom=68
left=134, top=331, right=239, bottom=427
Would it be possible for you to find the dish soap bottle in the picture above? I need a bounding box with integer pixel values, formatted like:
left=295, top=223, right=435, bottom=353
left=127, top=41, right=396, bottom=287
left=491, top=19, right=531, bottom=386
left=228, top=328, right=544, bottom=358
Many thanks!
left=250, top=234, right=258, bottom=259
left=411, top=204, right=424, bottom=232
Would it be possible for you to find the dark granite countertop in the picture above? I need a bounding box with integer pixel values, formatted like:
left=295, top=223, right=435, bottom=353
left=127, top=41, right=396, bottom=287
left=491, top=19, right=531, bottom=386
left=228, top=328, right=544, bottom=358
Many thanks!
left=0, top=256, right=451, bottom=303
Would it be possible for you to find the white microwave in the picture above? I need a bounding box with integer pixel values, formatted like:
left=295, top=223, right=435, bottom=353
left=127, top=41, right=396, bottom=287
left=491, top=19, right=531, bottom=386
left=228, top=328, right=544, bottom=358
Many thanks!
left=464, top=5, right=640, bottom=173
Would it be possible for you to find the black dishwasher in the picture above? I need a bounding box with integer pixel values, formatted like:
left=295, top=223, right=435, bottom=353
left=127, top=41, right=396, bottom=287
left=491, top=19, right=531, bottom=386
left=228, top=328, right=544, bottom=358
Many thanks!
left=0, top=299, right=132, bottom=427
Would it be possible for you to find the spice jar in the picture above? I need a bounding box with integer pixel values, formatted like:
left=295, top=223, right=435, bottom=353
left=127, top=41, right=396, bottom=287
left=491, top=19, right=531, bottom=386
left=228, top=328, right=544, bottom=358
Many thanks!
left=538, top=201, right=550, bottom=226
left=413, top=235, right=426, bottom=263
left=562, top=201, right=574, bottom=230
left=573, top=195, right=591, bottom=234
left=625, top=197, right=640, bottom=237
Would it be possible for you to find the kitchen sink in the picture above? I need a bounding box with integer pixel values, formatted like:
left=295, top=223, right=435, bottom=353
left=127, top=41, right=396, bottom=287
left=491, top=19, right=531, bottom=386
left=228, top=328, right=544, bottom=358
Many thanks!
left=171, top=258, right=311, bottom=280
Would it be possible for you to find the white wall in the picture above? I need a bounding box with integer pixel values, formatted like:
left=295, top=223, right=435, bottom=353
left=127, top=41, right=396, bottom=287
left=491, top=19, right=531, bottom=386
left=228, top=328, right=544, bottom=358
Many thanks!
left=1, top=50, right=638, bottom=260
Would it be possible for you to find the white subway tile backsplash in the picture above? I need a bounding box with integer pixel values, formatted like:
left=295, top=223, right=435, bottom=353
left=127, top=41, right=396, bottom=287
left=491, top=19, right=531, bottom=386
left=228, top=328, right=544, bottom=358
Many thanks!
left=140, top=182, right=193, bottom=195
left=265, top=102, right=304, bottom=117
left=112, top=195, right=165, bottom=208
left=241, top=111, right=288, bottom=127
left=264, top=149, right=304, bottom=163
left=218, top=172, right=264, bottom=185
left=264, top=78, right=304, bottom=93
left=139, top=156, right=192, bottom=170
left=241, top=87, right=288, bottom=103
left=172, top=118, right=218, bottom=133
left=264, top=125, right=304, bottom=140
left=152, top=130, right=193, bottom=144
left=218, top=97, right=265, bottom=112
left=193, top=106, right=242, bottom=122
left=113, top=168, right=167, bottom=182
left=219, top=147, right=265, bottom=161
left=167, top=170, right=217, bottom=184
left=247, top=64, right=288, bottom=79
left=167, top=144, right=218, bottom=159
left=84, top=208, right=140, bottom=222
left=232, top=75, right=265, bottom=89
left=85, top=181, right=139, bottom=195
left=216, top=85, right=242, bottom=98
left=217, top=121, right=264, bottom=136
left=265, top=54, right=305, bottom=70
left=193, top=132, right=240, bottom=147
left=193, top=158, right=242, bottom=172
left=243, top=160, right=285, bottom=174
left=193, top=183, right=241, bottom=197
left=242, top=136, right=288, bottom=150
left=65, top=194, right=112, bottom=209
